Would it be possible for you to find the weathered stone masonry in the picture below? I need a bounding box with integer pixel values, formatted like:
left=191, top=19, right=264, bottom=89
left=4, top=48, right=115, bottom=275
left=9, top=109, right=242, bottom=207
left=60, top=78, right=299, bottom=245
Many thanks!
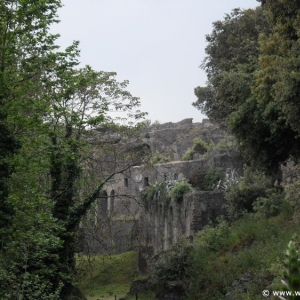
left=81, top=119, right=243, bottom=265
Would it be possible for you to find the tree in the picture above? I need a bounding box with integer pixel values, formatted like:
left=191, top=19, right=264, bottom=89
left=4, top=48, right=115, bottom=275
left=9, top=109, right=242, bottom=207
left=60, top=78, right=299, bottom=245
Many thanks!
left=254, top=0, right=300, bottom=135
left=241, top=0, right=300, bottom=171
left=0, top=1, right=65, bottom=297
left=44, top=60, right=147, bottom=298
left=0, top=0, right=61, bottom=241
left=193, top=5, right=300, bottom=173
left=193, top=7, right=270, bottom=126
left=0, top=1, right=147, bottom=299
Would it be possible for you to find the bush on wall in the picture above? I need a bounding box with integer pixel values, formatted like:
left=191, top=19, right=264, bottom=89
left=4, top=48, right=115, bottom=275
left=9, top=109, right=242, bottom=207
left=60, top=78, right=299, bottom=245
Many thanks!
left=201, top=167, right=222, bottom=191
left=168, top=181, right=192, bottom=202
left=182, top=138, right=210, bottom=161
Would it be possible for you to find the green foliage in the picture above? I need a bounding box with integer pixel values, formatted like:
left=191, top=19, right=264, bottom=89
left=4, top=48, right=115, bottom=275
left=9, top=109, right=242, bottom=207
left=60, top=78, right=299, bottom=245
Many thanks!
left=143, top=178, right=192, bottom=212
left=284, top=179, right=300, bottom=209
left=225, top=167, right=272, bottom=220
left=0, top=0, right=147, bottom=299
left=143, top=182, right=170, bottom=211
left=280, top=241, right=300, bottom=300
left=256, top=0, right=300, bottom=136
left=182, top=138, right=209, bottom=161
left=253, top=188, right=285, bottom=218
left=78, top=251, right=138, bottom=300
left=0, top=196, right=64, bottom=300
left=201, top=167, right=222, bottom=191
left=194, top=218, right=232, bottom=252
left=216, top=168, right=241, bottom=192
left=212, top=138, right=237, bottom=151
left=182, top=148, right=194, bottom=161
left=149, top=241, right=192, bottom=289
left=150, top=152, right=171, bottom=164
left=185, top=212, right=297, bottom=300
left=193, top=7, right=270, bottom=126
left=193, top=4, right=300, bottom=173
left=193, top=138, right=210, bottom=153
left=168, top=180, right=192, bottom=202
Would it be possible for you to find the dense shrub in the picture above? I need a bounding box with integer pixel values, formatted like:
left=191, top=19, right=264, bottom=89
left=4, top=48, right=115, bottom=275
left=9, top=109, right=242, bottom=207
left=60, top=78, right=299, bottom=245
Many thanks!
left=182, top=138, right=210, bottom=161
left=212, top=138, right=237, bottom=151
left=225, top=167, right=273, bottom=220
left=168, top=181, right=192, bottom=202
left=150, top=152, right=170, bottom=164
left=285, top=179, right=300, bottom=209
left=185, top=212, right=296, bottom=300
left=201, top=167, right=222, bottom=191
left=253, top=188, right=285, bottom=218
left=193, top=218, right=231, bottom=252
left=149, top=241, right=192, bottom=289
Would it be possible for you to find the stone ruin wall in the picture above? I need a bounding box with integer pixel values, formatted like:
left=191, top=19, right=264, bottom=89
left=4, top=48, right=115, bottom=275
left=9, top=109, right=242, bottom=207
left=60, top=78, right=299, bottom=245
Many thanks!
left=143, top=118, right=228, bottom=161
left=80, top=118, right=243, bottom=257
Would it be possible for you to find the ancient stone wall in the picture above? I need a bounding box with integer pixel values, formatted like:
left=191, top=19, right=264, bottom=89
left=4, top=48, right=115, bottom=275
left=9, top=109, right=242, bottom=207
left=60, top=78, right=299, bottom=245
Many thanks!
left=79, top=218, right=138, bottom=254
left=137, top=191, right=226, bottom=273
left=138, top=191, right=226, bottom=254
left=81, top=118, right=242, bottom=258
left=143, top=118, right=227, bottom=161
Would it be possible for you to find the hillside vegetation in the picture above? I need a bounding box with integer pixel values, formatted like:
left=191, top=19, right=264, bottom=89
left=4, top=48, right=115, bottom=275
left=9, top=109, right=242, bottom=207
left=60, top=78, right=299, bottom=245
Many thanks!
left=145, top=166, right=300, bottom=299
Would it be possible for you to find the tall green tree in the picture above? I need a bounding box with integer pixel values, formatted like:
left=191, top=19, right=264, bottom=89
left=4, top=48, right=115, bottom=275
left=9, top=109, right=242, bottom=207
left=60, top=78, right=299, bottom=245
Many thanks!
left=193, top=5, right=300, bottom=172
left=193, top=7, right=270, bottom=126
left=0, top=0, right=61, bottom=234
left=254, top=0, right=300, bottom=135
left=0, top=1, right=147, bottom=299
left=43, top=58, right=146, bottom=298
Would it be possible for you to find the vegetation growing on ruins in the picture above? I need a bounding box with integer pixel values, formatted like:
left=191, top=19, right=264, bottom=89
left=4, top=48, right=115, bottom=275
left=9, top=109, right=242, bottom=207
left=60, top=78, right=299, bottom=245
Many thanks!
left=147, top=192, right=300, bottom=299
left=168, top=180, right=192, bottom=202
left=201, top=167, right=222, bottom=191
left=142, top=176, right=192, bottom=212
left=182, top=138, right=210, bottom=161
left=150, top=151, right=171, bottom=164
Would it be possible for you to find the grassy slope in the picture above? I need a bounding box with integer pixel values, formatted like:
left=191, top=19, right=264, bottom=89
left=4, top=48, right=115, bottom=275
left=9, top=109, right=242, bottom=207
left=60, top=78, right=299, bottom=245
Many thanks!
left=186, top=211, right=299, bottom=300
left=78, top=251, right=155, bottom=300
left=78, top=211, right=299, bottom=300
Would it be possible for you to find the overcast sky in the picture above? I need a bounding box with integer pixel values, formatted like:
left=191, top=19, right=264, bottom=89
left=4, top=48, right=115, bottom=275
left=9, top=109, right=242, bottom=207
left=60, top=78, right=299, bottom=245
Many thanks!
left=52, top=0, right=260, bottom=124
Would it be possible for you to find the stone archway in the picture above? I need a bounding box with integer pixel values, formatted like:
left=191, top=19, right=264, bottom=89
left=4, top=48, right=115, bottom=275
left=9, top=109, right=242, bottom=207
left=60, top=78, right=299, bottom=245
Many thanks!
left=110, top=190, right=115, bottom=212
left=98, top=190, right=108, bottom=216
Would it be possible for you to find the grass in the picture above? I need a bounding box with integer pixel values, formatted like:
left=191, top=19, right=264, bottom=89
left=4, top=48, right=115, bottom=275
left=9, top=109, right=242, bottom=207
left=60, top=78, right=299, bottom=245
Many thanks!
left=77, top=251, right=155, bottom=300
left=78, top=251, right=137, bottom=300
left=185, top=210, right=300, bottom=300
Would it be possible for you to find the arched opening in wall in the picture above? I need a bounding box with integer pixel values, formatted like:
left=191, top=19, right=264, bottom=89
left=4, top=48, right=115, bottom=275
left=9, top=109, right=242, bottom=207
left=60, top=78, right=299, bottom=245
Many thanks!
left=169, top=206, right=173, bottom=220
left=110, top=190, right=115, bottom=213
left=159, top=204, right=163, bottom=215
left=124, top=177, right=129, bottom=188
left=168, top=206, right=173, bottom=245
left=144, top=177, right=149, bottom=187
left=98, top=190, right=108, bottom=217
